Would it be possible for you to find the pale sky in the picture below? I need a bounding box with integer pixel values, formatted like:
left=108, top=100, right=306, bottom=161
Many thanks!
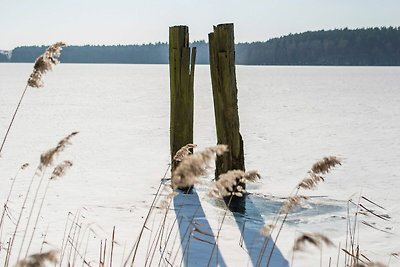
left=0, top=0, right=399, bottom=50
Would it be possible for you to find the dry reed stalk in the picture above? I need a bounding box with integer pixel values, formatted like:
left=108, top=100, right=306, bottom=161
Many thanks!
left=72, top=223, right=83, bottom=266
left=82, top=230, right=92, bottom=267
left=206, top=171, right=259, bottom=266
left=3, top=237, right=11, bottom=266
left=157, top=194, right=196, bottom=266
left=143, top=211, right=157, bottom=265
left=344, top=195, right=392, bottom=267
left=351, top=263, right=388, bottom=267
left=0, top=163, right=29, bottom=240
left=15, top=250, right=58, bottom=267
left=39, top=225, right=49, bottom=253
left=75, top=223, right=97, bottom=261
left=10, top=171, right=45, bottom=267
left=64, top=228, right=91, bottom=267
left=17, top=133, right=76, bottom=262
left=0, top=42, right=65, bottom=156
left=67, top=220, right=82, bottom=266
left=147, top=145, right=227, bottom=265
left=59, top=212, right=74, bottom=266
left=145, top=145, right=204, bottom=265
left=150, top=191, right=180, bottom=267
left=261, top=156, right=342, bottom=267
left=110, top=227, right=115, bottom=267
left=124, top=165, right=170, bottom=267
left=206, top=195, right=234, bottom=267
left=25, top=161, right=73, bottom=257
left=59, top=210, right=81, bottom=267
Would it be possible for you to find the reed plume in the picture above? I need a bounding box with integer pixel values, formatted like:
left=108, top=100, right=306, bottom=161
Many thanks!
left=262, top=156, right=342, bottom=267
left=260, top=224, right=275, bottom=237
left=173, top=144, right=197, bottom=162
left=27, top=42, right=66, bottom=88
left=281, top=195, right=309, bottom=213
left=16, top=133, right=76, bottom=262
left=21, top=163, right=30, bottom=170
left=171, top=145, right=228, bottom=190
left=39, top=131, right=78, bottom=171
left=50, top=160, right=73, bottom=180
left=311, top=156, right=342, bottom=174
left=298, top=156, right=342, bottom=190
left=292, top=232, right=334, bottom=252
left=209, top=170, right=260, bottom=198
left=16, top=250, right=58, bottom=267
left=0, top=42, right=66, bottom=156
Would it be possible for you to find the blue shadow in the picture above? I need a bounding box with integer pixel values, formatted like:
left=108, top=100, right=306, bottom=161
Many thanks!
left=173, top=190, right=227, bottom=267
left=230, top=196, right=289, bottom=267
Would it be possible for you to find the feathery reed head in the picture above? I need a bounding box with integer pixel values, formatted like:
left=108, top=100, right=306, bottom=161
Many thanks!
left=16, top=250, right=58, bottom=267
left=50, top=160, right=73, bottom=179
left=171, top=144, right=228, bottom=190
left=39, top=131, right=78, bottom=171
left=260, top=223, right=275, bottom=237
left=173, top=143, right=197, bottom=162
left=209, top=170, right=260, bottom=198
left=311, top=156, right=341, bottom=174
left=298, top=156, right=342, bottom=190
left=292, top=232, right=334, bottom=252
left=281, top=195, right=308, bottom=213
left=27, top=42, right=66, bottom=88
left=21, top=163, right=29, bottom=170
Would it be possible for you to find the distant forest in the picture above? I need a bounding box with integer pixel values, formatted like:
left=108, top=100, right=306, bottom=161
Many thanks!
left=1, top=27, right=400, bottom=65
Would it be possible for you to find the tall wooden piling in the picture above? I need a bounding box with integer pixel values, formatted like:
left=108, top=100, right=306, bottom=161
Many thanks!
left=169, top=26, right=197, bottom=172
left=208, top=23, right=245, bottom=179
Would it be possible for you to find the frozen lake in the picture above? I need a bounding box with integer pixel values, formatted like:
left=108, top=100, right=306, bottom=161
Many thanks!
left=1, top=64, right=400, bottom=266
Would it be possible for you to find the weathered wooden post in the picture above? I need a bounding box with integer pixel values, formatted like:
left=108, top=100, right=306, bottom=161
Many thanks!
left=169, top=26, right=197, bottom=172
left=209, top=23, right=245, bottom=210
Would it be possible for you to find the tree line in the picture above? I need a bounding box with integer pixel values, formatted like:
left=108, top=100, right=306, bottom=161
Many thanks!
left=1, top=27, right=400, bottom=65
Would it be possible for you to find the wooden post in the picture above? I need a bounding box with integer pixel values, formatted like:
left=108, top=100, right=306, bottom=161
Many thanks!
left=209, top=23, right=245, bottom=177
left=209, top=23, right=245, bottom=210
left=169, top=26, right=197, bottom=172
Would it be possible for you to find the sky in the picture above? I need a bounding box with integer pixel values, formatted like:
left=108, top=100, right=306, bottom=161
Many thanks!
left=0, top=0, right=400, bottom=50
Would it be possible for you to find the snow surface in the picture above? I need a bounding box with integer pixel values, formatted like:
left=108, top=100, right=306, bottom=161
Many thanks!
left=0, top=64, right=399, bottom=266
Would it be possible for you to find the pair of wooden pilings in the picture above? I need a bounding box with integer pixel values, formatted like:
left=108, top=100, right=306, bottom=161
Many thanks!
left=169, top=23, right=245, bottom=210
